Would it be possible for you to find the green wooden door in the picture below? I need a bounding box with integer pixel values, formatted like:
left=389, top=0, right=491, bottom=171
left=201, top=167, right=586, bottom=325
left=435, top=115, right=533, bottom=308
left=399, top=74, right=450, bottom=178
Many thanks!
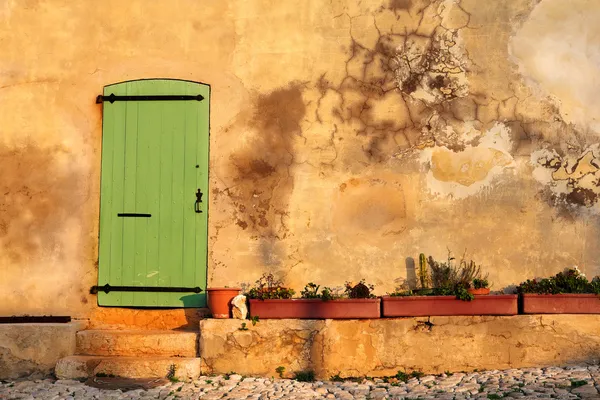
left=97, top=79, right=209, bottom=307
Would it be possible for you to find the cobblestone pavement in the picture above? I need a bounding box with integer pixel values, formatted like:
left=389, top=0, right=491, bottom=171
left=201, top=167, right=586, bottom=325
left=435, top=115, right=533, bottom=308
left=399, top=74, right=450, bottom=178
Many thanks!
left=2, top=366, right=600, bottom=399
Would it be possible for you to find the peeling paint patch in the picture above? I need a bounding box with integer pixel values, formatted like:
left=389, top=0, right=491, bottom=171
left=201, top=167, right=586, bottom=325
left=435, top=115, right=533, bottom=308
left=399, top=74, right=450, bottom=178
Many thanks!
left=395, top=22, right=469, bottom=104
left=531, top=145, right=600, bottom=210
left=420, top=123, right=515, bottom=198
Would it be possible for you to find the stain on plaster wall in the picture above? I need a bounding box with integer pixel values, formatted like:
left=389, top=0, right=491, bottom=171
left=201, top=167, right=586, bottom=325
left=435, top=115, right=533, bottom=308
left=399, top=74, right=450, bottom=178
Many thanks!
left=225, top=83, right=306, bottom=265
left=333, top=176, right=409, bottom=246
left=0, top=144, right=83, bottom=263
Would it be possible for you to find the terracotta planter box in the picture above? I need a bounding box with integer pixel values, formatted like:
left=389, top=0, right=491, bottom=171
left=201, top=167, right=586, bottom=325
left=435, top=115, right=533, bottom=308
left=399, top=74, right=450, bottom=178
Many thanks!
left=382, top=295, right=518, bottom=317
left=249, top=298, right=381, bottom=319
left=522, top=294, right=600, bottom=314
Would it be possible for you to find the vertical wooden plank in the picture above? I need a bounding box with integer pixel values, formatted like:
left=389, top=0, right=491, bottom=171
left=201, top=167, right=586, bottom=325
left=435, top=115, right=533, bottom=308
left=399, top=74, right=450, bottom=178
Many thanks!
left=157, top=81, right=174, bottom=306
left=97, top=85, right=116, bottom=306
left=166, top=80, right=187, bottom=306
left=138, top=83, right=161, bottom=307
left=131, top=80, right=150, bottom=306
left=181, top=83, right=200, bottom=307
left=120, top=81, right=138, bottom=306
left=106, top=85, right=127, bottom=306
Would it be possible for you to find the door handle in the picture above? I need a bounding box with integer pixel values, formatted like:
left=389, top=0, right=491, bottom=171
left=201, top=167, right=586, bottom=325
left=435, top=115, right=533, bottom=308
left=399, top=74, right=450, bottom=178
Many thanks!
left=195, top=189, right=203, bottom=213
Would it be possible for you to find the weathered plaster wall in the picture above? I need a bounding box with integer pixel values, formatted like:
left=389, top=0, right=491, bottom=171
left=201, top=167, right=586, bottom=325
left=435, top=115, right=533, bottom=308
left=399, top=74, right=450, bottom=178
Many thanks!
left=0, top=322, right=81, bottom=379
left=2, top=0, right=600, bottom=316
left=200, top=316, right=600, bottom=379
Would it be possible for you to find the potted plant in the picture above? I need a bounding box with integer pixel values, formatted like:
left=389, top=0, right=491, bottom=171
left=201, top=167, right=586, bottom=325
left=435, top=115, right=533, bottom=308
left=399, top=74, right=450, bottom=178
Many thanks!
left=247, top=275, right=380, bottom=319
left=382, top=251, right=517, bottom=317
left=468, top=278, right=490, bottom=295
left=519, top=267, right=600, bottom=314
left=207, top=287, right=242, bottom=318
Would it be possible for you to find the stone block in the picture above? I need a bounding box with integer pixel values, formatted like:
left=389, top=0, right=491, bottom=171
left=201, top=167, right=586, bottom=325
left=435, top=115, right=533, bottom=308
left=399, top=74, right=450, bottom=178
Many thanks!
left=0, top=322, right=82, bottom=379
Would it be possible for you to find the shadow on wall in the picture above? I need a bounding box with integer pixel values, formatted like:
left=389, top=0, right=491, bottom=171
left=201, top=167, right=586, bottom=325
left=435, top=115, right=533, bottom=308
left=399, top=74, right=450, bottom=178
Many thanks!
left=405, top=257, right=417, bottom=289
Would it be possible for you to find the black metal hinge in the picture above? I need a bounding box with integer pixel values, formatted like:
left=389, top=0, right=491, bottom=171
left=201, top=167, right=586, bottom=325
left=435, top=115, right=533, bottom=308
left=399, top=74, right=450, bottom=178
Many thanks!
left=96, top=93, right=205, bottom=104
left=90, top=284, right=203, bottom=294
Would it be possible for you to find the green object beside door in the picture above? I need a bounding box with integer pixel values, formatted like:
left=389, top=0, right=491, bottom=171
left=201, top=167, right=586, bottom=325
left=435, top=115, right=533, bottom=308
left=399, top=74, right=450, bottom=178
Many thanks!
left=97, top=79, right=209, bottom=307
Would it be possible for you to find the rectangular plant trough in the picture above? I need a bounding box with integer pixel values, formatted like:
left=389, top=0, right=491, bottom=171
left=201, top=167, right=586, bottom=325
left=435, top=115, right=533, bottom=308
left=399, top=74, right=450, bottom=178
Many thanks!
left=522, top=294, right=600, bottom=314
left=249, top=298, right=381, bottom=319
left=382, top=295, right=518, bottom=317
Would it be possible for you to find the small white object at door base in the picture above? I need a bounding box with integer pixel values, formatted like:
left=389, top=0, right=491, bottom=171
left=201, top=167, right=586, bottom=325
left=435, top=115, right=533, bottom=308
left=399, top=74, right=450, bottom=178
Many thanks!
left=231, top=294, right=248, bottom=319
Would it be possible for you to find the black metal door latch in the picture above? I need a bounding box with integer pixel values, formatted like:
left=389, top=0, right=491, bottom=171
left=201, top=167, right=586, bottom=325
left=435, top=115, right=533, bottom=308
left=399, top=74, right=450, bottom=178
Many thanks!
left=195, top=188, right=203, bottom=213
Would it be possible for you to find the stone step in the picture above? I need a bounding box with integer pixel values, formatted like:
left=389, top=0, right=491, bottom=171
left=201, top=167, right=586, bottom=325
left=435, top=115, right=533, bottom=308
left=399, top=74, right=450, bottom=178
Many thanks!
left=55, top=355, right=201, bottom=380
left=76, top=330, right=198, bottom=357
left=88, top=308, right=209, bottom=330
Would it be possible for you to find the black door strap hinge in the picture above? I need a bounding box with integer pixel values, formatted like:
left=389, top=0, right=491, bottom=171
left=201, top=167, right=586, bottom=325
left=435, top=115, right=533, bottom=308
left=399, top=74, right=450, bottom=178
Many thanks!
left=96, top=93, right=205, bottom=104
left=90, top=284, right=203, bottom=294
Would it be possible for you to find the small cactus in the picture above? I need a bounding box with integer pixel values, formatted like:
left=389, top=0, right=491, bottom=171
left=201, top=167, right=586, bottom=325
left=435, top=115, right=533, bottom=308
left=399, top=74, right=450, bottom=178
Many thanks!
left=419, top=253, right=431, bottom=289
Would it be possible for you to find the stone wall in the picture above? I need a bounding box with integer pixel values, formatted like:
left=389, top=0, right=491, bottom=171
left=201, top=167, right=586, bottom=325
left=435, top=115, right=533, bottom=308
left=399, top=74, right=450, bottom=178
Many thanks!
left=0, top=322, right=81, bottom=379
left=200, top=317, right=600, bottom=379
left=2, top=0, right=600, bottom=317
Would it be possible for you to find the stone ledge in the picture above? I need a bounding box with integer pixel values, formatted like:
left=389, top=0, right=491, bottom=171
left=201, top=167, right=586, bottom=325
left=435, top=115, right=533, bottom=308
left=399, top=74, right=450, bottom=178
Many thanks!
left=55, top=355, right=201, bottom=380
left=0, top=322, right=83, bottom=379
left=199, top=315, right=600, bottom=379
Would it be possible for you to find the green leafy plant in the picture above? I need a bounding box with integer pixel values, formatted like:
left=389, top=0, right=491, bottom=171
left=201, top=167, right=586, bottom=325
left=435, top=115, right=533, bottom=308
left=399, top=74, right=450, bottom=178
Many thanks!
left=300, top=283, right=321, bottom=298
left=410, top=370, right=424, bottom=379
left=223, top=371, right=236, bottom=380
left=518, top=267, right=599, bottom=294
left=294, top=370, right=315, bottom=382
left=167, top=364, right=178, bottom=382
left=320, top=287, right=335, bottom=301
left=239, top=322, right=248, bottom=331
left=299, top=283, right=339, bottom=301
left=472, top=278, right=489, bottom=289
left=95, top=372, right=116, bottom=378
left=246, top=273, right=295, bottom=300
left=250, top=316, right=260, bottom=326
left=571, top=380, right=587, bottom=388
left=345, top=280, right=375, bottom=299
left=275, top=366, right=285, bottom=378
left=385, top=370, right=425, bottom=383
left=330, top=374, right=344, bottom=382
left=487, top=394, right=502, bottom=400
left=455, top=285, right=475, bottom=301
